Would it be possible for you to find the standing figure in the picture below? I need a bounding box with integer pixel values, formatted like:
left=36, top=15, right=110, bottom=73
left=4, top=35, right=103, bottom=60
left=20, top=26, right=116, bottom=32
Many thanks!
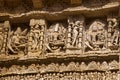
left=72, top=25, right=79, bottom=46
left=31, top=24, right=41, bottom=51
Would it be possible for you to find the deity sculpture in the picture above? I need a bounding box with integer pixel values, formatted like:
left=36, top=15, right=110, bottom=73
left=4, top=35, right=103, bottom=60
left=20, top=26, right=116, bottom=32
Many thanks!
left=7, top=27, right=28, bottom=54
left=45, top=23, right=66, bottom=53
left=30, top=24, right=44, bottom=51
left=85, top=20, right=107, bottom=52
left=28, top=19, right=46, bottom=55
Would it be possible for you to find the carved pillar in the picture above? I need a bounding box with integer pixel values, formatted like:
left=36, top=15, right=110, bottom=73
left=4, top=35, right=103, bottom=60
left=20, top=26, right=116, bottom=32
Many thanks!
left=28, top=19, right=46, bottom=56
left=0, top=21, right=10, bottom=54
left=67, top=17, right=72, bottom=48
left=66, top=16, right=84, bottom=53
left=40, top=25, right=45, bottom=53
left=107, top=16, right=113, bottom=47
left=78, top=16, right=84, bottom=50
left=28, top=19, right=34, bottom=52
left=0, top=23, right=3, bottom=54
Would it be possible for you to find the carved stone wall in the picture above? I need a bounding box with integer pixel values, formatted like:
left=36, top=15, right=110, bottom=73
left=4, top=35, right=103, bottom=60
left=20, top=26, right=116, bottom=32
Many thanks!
left=0, top=0, right=119, bottom=79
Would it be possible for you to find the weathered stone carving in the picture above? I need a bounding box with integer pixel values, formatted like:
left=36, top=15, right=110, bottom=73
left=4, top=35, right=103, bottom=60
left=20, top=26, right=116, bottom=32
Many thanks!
left=0, top=21, right=10, bottom=54
left=1, top=71, right=119, bottom=80
left=67, top=16, right=84, bottom=53
left=7, top=26, right=28, bottom=54
left=45, top=23, right=66, bottom=53
left=0, top=60, right=119, bottom=79
left=107, top=17, right=119, bottom=50
left=85, top=20, right=107, bottom=52
left=109, top=60, right=119, bottom=70
left=0, top=23, right=4, bottom=53
left=0, top=0, right=119, bottom=80
left=28, top=19, right=46, bottom=56
left=101, top=61, right=109, bottom=71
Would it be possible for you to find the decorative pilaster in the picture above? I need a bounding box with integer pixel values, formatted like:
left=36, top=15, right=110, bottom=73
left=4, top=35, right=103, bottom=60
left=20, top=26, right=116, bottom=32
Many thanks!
left=78, top=16, right=84, bottom=52
left=67, top=17, right=73, bottom=48
left=0, top=21, right=10, bottom=54
left=107, top=16, right=113, bottom=47
left=66, top=16, right=84, bottom=53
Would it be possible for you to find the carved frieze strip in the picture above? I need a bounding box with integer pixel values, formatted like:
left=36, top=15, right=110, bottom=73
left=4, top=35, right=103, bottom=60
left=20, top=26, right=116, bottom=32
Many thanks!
left=0, top=60, right=119, bottom=76
left=0, top=71, right=119, bottom=80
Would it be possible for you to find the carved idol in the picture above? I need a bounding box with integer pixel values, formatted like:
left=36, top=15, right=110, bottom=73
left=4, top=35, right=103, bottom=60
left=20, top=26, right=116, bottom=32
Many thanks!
left=45, top=23, right=66, bottom=53
left=8, top=27, right=28, bottom=54
left=85, top=20, right=107, bottom=52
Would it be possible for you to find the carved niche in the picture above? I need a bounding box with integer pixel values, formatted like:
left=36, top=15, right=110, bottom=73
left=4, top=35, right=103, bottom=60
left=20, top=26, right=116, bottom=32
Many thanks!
left=85, top=20, right=107, bottom=52
left=28, top=19, right=46, bottom=55
left=45, top=22, right=67, bottom=53
left=7, top=23, right=29, bottom=55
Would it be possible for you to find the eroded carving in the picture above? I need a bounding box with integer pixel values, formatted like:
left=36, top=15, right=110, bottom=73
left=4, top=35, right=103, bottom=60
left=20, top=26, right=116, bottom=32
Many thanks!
left=0, top=71, right=119, bottom=80
left=28, top=19, right=46, bottom=55
left=67, top=16, right=84, bottom=53
left=0, top=23, right=4, bottom=52
left=107, top=17, right=119, bottom=50
left=85, top=20, right=107, bottom=52
left=45, top=23, right=66, bottom=53
left=8, top=27, right=28, bottom=54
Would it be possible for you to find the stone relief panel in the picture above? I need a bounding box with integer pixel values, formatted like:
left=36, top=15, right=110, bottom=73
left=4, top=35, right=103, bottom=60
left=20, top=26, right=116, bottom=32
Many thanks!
left=0, top=60, right=118, bottom=76
left=0, top=21, right=10, bottom=54
left=107, top=17, right=120, bottom=51
left=7, top=23, right=29, bottom=55
left=28, top=19, right=46, bottom=56
left=0, top=16, right=119, bottom=56
left=45, top=22, right=67, bottom=53
left=84, top=20, right=107, bottom=52
left=67, top=16, right=84, bottom=53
